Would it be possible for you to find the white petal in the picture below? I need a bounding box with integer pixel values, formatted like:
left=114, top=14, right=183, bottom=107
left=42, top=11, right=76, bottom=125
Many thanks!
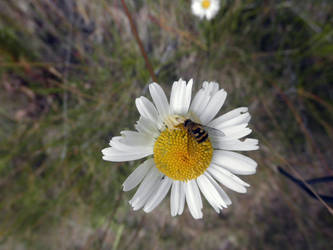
left=170, top=79, right=193, bottom=115
left=108, top=140, right=152, bottom=154
left=169, top=79, right=182, bottom=114
left=191, top=1, right=205, bottom=18
left=135, top=117, right=159, bottom=138
left=122, top=158, right=154, bottom=191
left=197, top=173, right=227, bottom=212
left=135, top=96, right=159, bottom=124
left=177, top=183, right=186, bottom=215
left=129, top=167, right=162, bottom=210
left=170, top=180, right=186, bottom=216
left=208, top=107, right=248, bottom=128
left=184, top=180, right=203, bottom=219
left=217, top=113, right=251, bottom=130
left=118, top=130, right=154, bottom=147
left=190, top=89, right=210, bottom=118
left=144, top=177, right=172, bottom=213
left=170, top=181, right=180, bottom=216
left=203, top=81, right=219, bottom=95
left=210, top=164, right=250, bottom=187
left=205, top=1, right=220, bottom=20
left=107, top=134, right=153, bottom=155
left=212, top=138, right=259, bottom=151
left=212, top=150, right=257, bottom=175
left=102, top=147, right=152, bottom=162
left=226, top=128, right=252, bottom=140
left=184, top=79, right=193, bottom=113
left=132, top=180, right=162, bottom=211
left=208, top=164, right=247, bottom=193
left=205, top=10, right=214, bottom=20
left=205, top=172, right=232, bottom=206
left=190, top=81, right=219, bottom=118
left=199, top=89, right=227, bottom=125
left=149, top=83, right=170, bottom=120
left=220, top=123, right=252, bottom=139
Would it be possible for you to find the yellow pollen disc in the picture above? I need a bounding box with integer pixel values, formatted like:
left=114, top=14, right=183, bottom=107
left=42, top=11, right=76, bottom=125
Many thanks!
left=201, top=0, right=211, bottom=9
left=153, top=126, right=213, bottom=181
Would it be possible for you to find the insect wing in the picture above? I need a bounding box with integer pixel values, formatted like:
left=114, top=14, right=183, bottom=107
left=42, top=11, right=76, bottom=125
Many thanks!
left=203, top=125, right=225, bottom=138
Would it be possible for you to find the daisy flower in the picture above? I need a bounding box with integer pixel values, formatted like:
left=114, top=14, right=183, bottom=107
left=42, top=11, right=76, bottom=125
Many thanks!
left=191, top=0, right=220, bottom=20
left=102, top=79, right=258, bottom=219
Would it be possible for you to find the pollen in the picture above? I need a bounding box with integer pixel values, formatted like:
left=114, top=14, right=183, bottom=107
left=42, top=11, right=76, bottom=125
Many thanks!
left=153, top=126, right=213, bottom=181
left=201, top=0, right=211, bottom=9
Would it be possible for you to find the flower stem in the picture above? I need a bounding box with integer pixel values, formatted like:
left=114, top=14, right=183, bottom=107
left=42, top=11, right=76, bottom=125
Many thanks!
left=120, top=0, right=157, bottom=83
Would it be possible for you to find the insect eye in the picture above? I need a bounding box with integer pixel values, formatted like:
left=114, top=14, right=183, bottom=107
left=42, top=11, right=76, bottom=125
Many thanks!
left=184, top=119, right=190, bottom=126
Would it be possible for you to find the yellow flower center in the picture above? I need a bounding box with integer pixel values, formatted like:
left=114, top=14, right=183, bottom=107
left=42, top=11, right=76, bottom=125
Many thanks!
left=201, top=0, right=211, bottom=9
left=153, top=126, right=213, bottom=181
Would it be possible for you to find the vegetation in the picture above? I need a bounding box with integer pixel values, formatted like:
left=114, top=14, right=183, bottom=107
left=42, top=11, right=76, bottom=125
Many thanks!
left=0, top=0, right=332, bottom=249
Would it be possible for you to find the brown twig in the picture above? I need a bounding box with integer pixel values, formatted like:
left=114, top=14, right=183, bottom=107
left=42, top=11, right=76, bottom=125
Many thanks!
left=258, top=135, right=333, bottom=215
left=297, top=88, right=333, bottom=113
left=120, top=0, right=157, bottom=82
left=272, top=83, right=330, bottom=172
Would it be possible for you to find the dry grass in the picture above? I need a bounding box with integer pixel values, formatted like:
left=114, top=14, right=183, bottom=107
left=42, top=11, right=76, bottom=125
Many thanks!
left=0, top=0, right=332, bottom=249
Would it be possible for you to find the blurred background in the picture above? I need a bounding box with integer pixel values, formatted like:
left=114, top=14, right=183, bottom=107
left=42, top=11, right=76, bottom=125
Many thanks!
left=0, top=0, right=332, bottom=249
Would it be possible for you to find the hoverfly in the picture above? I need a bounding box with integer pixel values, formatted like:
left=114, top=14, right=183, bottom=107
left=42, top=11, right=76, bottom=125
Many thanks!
left=183, top=119, right=225, bottom=143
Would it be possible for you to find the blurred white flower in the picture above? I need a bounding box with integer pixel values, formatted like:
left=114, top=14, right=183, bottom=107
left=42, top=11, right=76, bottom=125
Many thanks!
left=102, top=79, right=258, bottom=219
left=191, top=0, right=220, bottom=20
